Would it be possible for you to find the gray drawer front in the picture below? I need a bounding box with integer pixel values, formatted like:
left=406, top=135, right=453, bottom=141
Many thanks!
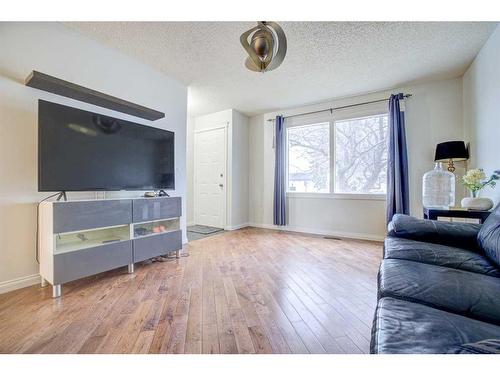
left=132, top=197, right=181, bottom=223
left=53, top=240, right=132, bottom=284
left=133, top=230, right=182, bottom=262
left=54, top=200, right=132, bottom=233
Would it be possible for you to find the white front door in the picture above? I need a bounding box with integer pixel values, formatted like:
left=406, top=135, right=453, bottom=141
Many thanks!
left=195, top=127, right=226, bottom=228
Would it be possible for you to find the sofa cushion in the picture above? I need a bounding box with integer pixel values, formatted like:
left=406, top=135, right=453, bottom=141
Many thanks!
left=378, top=259, right=500, bottom=325
left=478, top=205, right=500, bottom=267
left=384, top=237, right=500, bottom=277
left=388, top=214, right=482, bottom=250
left=371, top=297, right=500, bottom=354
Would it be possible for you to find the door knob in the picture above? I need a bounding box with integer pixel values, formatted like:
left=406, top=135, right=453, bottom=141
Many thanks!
left=219, top=184, right=224, bottom=187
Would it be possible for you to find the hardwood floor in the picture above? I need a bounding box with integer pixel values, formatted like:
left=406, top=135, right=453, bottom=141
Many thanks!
left=0, top=228, right=382, bottom=354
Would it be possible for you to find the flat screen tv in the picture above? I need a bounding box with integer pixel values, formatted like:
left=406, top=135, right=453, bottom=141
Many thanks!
left=38, top=100, right=175, bottom=192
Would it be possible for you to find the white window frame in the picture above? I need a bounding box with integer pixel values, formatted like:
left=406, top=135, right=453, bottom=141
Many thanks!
left=285, top=103, right=388, bottom=201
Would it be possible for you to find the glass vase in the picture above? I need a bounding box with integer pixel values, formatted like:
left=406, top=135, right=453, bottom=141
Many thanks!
left=422, top=162, right=455, bottom=209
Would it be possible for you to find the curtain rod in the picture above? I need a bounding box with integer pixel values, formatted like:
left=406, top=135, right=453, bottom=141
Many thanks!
left=266, top=94, right=412, bottom=122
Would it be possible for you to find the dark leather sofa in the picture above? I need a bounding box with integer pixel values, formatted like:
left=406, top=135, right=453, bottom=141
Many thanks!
left=371, top=205, right=500, bottom=354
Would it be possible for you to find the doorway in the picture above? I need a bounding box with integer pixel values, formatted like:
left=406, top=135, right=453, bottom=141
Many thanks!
left=194, top=126, right=227, bottom=229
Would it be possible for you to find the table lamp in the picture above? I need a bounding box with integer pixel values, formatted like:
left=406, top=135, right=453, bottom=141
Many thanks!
left=434, top=141, right=469, bottom=173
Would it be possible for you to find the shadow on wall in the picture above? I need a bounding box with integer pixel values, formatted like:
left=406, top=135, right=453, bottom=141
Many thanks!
left=0, top=67, right=27, bottom=85
left=0, top=98, right=40, bottom=283
left=0, top=202, right=39, bottom=283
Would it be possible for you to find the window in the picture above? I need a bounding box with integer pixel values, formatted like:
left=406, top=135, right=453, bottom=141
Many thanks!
left=287, top=122, right=330, bottom=193
left=334, top=114, right=388, bottom=194
left=286, top=112, right=388, bottom=195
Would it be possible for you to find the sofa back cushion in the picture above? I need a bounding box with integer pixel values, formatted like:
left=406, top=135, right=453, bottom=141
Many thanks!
left=478, top=204, right=500, bottom=267
left=388, top=214, right=481, bottom=251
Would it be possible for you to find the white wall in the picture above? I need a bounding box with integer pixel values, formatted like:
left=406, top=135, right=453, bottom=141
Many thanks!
left=231, top=110, right=249, bottom=229
left=189, top=109, right=249, bottom=230
left=0, top=23, right=187, bottom=292
left=405, top=78, right=466, bottom=212
left=186, top=114, right=195, bottom=224
left=249, top=78, right=465, bottom=240
left=463, top=25, right=500, bottom=205
left=248, top=114, right=265, bottom=226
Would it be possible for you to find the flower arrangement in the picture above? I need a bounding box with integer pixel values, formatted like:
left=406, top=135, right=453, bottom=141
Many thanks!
left=462, top=169, right=500, bottom=197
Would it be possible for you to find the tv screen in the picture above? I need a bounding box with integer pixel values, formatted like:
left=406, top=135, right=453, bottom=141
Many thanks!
left=38, top=100, right=175, bottom=192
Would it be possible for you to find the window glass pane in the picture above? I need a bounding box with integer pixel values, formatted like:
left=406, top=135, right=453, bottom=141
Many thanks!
left=287, top=123, right=329, bottom=193
left=334, top=114, right=388, bottom=194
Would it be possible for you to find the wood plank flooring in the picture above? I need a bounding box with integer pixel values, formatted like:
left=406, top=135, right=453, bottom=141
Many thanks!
left=0, top=228, right=382, bottom=354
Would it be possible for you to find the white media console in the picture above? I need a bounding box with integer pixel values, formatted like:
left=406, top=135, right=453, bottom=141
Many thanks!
left=38, top=196, right=182, bottom=297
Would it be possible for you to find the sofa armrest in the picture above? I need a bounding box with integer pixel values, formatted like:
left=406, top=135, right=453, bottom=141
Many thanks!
left=388, top=214, right=482, bottom=250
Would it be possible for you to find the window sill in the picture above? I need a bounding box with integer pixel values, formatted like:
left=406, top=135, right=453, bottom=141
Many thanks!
left=286, top=192, right=386, bottom=201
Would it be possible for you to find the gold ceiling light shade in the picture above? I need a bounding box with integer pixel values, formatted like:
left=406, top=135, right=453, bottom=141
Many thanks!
left=240, top=21, right=287, bottom=73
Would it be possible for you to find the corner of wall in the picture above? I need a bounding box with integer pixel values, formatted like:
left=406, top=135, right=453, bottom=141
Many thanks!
left=461, top=24, right=500, bottom=205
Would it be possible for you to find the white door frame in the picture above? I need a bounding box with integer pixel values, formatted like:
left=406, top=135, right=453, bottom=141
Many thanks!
left=193, top=124, right=228, bottom=229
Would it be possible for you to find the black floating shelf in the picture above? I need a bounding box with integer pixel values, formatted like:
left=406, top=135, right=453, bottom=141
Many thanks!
left=25, top=71, right=165, bottom=121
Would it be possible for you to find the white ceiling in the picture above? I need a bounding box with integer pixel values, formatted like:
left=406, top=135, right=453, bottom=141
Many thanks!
left=66, top=22, right=497, bottom=117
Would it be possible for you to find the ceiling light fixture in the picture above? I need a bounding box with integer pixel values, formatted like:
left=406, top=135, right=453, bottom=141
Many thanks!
left=240, top=21, right=287, bottom=73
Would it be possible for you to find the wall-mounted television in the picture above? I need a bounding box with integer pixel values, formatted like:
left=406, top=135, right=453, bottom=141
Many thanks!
left=38, top=100, right=175, bottom=192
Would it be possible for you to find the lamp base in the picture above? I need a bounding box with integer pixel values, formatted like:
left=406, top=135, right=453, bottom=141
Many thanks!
left=447, top=160, right=455, bottom=173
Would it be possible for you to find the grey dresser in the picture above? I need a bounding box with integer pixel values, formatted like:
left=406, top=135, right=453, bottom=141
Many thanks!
left=38, top=197, right=182, bottom=297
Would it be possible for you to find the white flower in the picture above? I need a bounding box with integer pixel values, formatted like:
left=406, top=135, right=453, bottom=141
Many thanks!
left=463, top=169, right=486, bottom=186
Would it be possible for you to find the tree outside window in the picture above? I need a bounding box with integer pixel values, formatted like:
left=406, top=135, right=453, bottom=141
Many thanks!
left=334, top=114, right=388, bottom=194
left=287, top=123, right=329, bottom=193
left=286, top=114, right=388, bottom=195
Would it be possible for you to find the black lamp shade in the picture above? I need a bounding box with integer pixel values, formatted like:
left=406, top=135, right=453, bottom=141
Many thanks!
left=434, top=141, right=469, bottom=162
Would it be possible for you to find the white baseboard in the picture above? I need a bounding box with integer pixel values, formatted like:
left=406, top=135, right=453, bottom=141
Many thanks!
left=188, top=222, right=249, bottom=231
left=247, top=222, right=384, bottom=242
left=187, top=221, right=195, bottom=227
left=225, top=223, right=250, bottom=231
left=0, top=273, right=40, bottom=294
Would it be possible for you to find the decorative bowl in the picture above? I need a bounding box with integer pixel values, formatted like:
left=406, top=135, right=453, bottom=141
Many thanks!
left=461, top=197, right=494, bottom=211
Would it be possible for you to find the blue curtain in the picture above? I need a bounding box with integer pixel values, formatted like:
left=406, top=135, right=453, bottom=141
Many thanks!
left=386, top=93, right=410, bottom=223
left=273, top=115, right=287, bottom=226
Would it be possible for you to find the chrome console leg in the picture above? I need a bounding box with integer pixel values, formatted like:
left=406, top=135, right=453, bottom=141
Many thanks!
left=128, top=263, right=135, bottom=274
left=52, top=284, right=61, bottom=298
left=176, top=250, right=180, bottom=259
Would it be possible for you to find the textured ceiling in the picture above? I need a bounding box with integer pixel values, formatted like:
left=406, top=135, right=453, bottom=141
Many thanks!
left=66, top=22, right=497, bottom=117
